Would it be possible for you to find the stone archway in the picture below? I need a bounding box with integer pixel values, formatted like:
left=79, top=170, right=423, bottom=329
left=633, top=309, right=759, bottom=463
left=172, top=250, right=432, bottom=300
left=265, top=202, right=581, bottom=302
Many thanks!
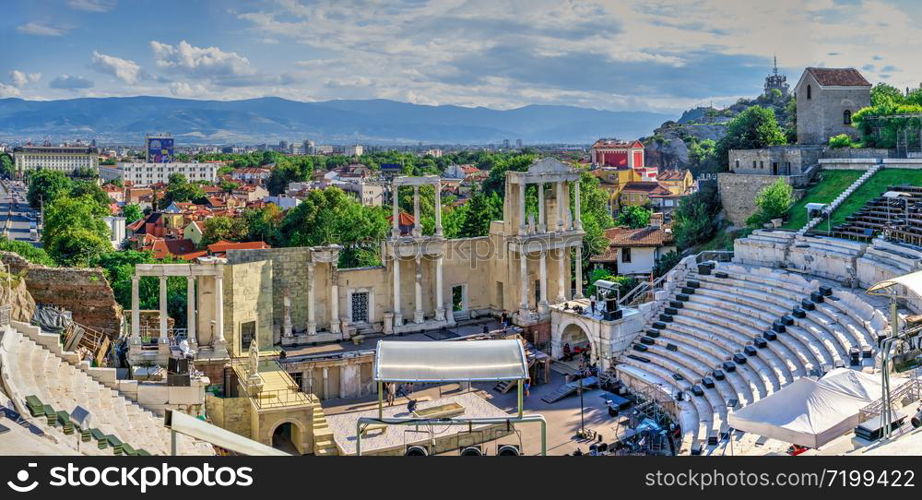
left=271, top=421, right=303, bottom=455
left=561, top=323, right=594, bottom=360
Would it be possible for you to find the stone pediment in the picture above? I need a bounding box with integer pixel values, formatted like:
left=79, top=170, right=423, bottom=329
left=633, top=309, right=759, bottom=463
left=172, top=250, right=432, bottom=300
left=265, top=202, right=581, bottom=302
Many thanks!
left=527, top=157, right=571, bottom=174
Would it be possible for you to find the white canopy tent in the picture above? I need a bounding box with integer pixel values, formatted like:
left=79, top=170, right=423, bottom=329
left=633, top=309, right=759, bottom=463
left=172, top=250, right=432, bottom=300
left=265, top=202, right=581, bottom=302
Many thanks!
left=374, top=340, right=528, bottom=383
left=867, top=269, right=922, bottom=298
left=165, top=409, right=289, bottom=456
left=728, top=369, right=901, bottom=449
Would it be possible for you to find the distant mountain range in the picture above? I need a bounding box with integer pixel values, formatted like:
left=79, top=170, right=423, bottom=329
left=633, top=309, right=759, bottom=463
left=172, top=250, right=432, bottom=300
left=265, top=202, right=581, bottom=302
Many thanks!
left=0, top=96, right=673, bottom=145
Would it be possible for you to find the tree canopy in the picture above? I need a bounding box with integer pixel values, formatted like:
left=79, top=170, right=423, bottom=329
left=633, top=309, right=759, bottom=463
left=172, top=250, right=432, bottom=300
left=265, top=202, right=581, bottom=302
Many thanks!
left=715, top=106, right=787, bottom=168
left=42, top=195, right=112, bottom=266
left=616, top=205, right=652, bottom=229
left=747, top=178, right=794, bottom=226
left=27, top=170, right=73, bottom=209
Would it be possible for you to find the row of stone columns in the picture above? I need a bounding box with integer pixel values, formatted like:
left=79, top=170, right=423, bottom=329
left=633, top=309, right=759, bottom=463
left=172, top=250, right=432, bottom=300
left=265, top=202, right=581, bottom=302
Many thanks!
left=519, top=245, right=583, bottom=315
left=391, top=181, right=443, bottom=238
left=130, top=273, right=224, bottom=345
left=392, top=254, right=446, bottom=327
left=519, top=180, right=581, bottom=236
left=283, top=260, right=340, bottom=337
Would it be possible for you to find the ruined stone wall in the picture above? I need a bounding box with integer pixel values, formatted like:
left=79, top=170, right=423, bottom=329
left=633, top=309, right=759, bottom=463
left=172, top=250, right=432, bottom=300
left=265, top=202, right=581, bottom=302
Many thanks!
left=717, top=173, right=796, bottom=227
left=0, top=252, right=122, bottom=337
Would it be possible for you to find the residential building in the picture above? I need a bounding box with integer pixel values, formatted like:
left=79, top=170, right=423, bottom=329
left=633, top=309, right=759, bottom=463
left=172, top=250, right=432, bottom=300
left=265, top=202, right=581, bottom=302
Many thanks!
left=590, top=139, right=645, bottom=168
left=12, top=144, right=99, bottom=176
left=120, top=162, right=219, bottom=186
left=230, top=167, right=271, bottom=184
left=590, top=223, right=676, bottom=276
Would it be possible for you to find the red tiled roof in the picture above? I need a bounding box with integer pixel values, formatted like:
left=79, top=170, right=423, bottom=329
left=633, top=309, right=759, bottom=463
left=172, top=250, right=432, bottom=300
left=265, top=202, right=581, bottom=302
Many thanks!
left=206, top=240, right=270, bottom=253
left=656, top=169, right=688, bottom=181
left=591, top=139, right=644, bottom=149
left=591, top=226, right=674, bottom=261
left=387, top=211, right=416, bottom=226
left=805, top=67, right=871, bottom=87
left=621, top=182, right=672, bottom=196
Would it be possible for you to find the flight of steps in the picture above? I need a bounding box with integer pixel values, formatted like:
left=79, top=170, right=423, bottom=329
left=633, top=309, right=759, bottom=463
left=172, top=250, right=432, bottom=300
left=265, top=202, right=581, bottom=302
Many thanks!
left=0, top=326, right=213, bottom=455
left=311, top=406, right=338, bottom=456
left=613, top=262, right=885, bottom=455
left=799, top=164, right=882, bottom=235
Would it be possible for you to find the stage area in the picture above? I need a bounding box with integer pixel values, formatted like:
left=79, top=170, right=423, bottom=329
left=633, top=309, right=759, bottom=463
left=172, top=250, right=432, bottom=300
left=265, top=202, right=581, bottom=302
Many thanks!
left=327, top=392, right=512, bottom=456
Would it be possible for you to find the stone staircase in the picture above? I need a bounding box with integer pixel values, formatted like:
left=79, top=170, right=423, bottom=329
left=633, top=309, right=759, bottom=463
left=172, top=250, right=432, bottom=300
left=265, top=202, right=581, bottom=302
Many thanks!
left=798, top=164, right=882, bottom=235
left=311, top=406, right=338, bottom=456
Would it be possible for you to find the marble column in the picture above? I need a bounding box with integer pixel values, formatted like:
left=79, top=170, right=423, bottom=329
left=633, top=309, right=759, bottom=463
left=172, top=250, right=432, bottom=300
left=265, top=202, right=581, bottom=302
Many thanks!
left=131, top=275, right=140, bottom=337
left=159, top=276, right=168, bottom=337
left=518, top=181, right=527, bottom=236
left=414, top=256, right=424, bottom=324
left=538, top=249, right=548, bottom=313
left=537, top=182, right=546, bottom=232
left=330, top=263, right=341, bottom=334
left=556, top=248, right=566, bottom=303
left=214, top=273, right=225, bottom=343
left=392, top=256, right=402, bottom=327
left=322, top=367, right=329, bottom=400
left=307, top=262, right=317, bottom=335
left=556, top=181, right=565, bottom=231
left=519, top=251, right=529, bottom=312
left=574, top=246, right=584, bottom=299
left=435, top=254, right=445, bottom=321
left=186, top=276, right=196, bottom=341
left=574, top=180, right=582, bottom=230
left=412, top=186, right=421, bottom=237
left=391, top=185, right=400, bottom=238
left=434, top=180, right=443, bottom=237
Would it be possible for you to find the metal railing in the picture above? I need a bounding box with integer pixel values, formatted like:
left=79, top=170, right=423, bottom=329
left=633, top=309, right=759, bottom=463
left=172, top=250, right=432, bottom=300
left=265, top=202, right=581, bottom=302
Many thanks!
left=251, top=387, right=314, bottom=409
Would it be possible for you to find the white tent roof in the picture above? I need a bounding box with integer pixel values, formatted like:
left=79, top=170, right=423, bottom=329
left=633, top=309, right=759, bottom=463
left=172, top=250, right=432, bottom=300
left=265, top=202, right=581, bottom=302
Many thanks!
left=728, top=369, right=897, bottom=449
left=868, top=269, right=922, bottom=297
left=374, top=340, right=528, bottom=382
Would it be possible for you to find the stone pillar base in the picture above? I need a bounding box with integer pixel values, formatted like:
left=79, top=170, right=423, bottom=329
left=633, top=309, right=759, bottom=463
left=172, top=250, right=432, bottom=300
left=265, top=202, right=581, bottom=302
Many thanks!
left=307, top=322, right=317, bottom=335
left=435, top=307, right=446, bottom=321
left=413, top=311, right=424, bottom=324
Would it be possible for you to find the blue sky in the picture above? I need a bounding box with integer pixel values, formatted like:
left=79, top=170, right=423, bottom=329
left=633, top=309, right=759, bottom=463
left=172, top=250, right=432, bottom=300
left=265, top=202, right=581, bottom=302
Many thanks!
left=2, top=0, right=920, bottom=113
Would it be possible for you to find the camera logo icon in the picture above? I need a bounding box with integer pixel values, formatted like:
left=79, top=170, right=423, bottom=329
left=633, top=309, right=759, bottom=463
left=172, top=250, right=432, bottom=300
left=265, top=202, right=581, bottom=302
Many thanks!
left=7, top=463, right=38, bottom=493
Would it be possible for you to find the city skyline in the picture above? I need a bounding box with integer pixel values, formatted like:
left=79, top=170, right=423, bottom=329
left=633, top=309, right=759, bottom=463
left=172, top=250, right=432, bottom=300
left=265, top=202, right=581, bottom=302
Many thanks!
left=2, top=0, right=921, bottom=113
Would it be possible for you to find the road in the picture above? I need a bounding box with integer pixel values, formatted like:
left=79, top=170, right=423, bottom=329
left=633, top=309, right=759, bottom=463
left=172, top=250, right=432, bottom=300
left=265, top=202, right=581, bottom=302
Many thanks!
left=0, top=180, right=42, bottom=246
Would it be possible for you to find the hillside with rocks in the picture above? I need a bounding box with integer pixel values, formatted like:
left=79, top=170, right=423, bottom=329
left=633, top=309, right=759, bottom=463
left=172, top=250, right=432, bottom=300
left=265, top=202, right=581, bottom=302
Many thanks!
left=643, top=91, right=795, bottom=173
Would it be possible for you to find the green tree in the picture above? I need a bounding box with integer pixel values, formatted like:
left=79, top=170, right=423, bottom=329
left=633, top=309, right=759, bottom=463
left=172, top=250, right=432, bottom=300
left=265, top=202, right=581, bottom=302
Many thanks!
left=0, top=154, right=13, bottom=178
left=161, top=173, right=206, bottom=208
left=576, top=171, right=616, bottom=265
left=0, top=238, right=55, bottom=266
left=243, top=204, right=284, bottom=245
left=27, top=170, right=73, bottom=209
left=870, top=83, right=904, bottom=106
left=201, top=216, right=250, bottom=246
left=44, top=227, right=112, bottom=267
left=616, top=205, right=652, bottom=229
left=673, top=183, right=722, bottom=250
left=828, top=134, right=853, bottom=149
left=653, top=250, right=681, bottom=277
left=122, top=203, right=143, bottom=223
left=715, top=106, right=787, bottom=168
left=747, top=178, right=794, bottom=226
left=279, top=187, right=389, bottom=267
left=71, top=181, right=111, bottom=211
left=42, top=195, right=111, bottom=266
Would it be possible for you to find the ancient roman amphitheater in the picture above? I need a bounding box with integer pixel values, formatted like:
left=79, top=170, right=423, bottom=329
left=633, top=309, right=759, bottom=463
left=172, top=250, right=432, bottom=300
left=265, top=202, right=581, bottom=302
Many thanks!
left=1, top=163, right=921, bottom=457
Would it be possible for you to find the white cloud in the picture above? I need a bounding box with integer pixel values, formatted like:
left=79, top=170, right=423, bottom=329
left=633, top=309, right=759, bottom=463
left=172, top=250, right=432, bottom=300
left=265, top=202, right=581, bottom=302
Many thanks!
left=0, top=84, right=21, bottom=98
left=16, top=22, right=69, bottom=36
left=150, top=40, right=253, bottom=77
left=91, top=51, right=141, bottom=84
left=10, top=70, right=41, bottom=88
left=67, top=0, right=117, bottom=12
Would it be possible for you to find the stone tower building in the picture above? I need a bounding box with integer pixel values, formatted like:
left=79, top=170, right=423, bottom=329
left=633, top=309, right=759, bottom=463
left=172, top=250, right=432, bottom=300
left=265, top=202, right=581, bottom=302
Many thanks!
left=795, top=67, right=871, bottom=145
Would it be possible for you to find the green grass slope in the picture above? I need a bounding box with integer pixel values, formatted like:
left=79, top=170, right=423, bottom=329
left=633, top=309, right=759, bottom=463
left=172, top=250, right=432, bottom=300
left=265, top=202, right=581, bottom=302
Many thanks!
left=781, top=170, right=863, bottom=230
